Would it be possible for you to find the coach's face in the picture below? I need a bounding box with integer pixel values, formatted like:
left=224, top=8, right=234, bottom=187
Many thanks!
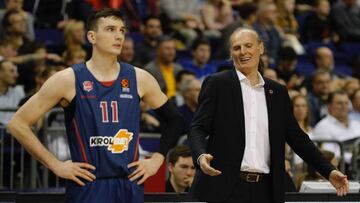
left=230, top=30, right=264, bottom=75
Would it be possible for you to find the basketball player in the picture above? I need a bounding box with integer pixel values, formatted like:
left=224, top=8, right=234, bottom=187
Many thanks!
left=8, top=8, right=184, bottom=202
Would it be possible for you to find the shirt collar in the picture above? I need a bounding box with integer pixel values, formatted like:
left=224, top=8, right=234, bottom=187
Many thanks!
left=235, top=69, right=265, bottom=87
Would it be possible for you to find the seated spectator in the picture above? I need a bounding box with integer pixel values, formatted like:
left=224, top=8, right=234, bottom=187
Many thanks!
left=304, top=47, right=346, bottom=92
left=63, top=48, right=86, bottom=66
left=0, top=38, right=18, bottom=60
left=276, top=0, right=305, bottom=55
left=178, top=78, right=201, bottom=132
left=166, top=145, right=195, bottom=193
left=174, top=70, right=196, bottom=107
left=160, top=0, right=204, bottom=48
left=307, top=69, right=332, bottom=126
left=253, top=2, right=283, bottom=64
left=180, top=38, right=216, bottom=80
left=2, top=9, right=35, bottom=54
left=201, top=0, right=234, bottom=38
left=302, top=0, right=334, bottom=43
left=293, top=94, right=312, bottom=134
left=330, top=0, right=360, bottom=41
left=343, top=78, right=360, bottom=99
left=350, top=88, right=360, bottom=122
left=62, top=20, right=88, bottom=56
left=312, top=90, right=360, bottom=163
left=275, top=46, right=304, bottom=90
left=0, top=60, right=24, bottom=125
left=17, top=43, right=62, bottom=94
left=145, top=36, right=183, bottom=99
left=134, top=16, right=163, bottom=66
left=263, top=68, right=286, bottom=86
left=118, top=37, right=135, bottom=64
left=315, top=47, right=346, bottom=79
left=0, top=0, right=35, bottom=40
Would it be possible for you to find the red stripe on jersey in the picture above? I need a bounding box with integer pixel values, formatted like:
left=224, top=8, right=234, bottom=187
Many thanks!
left=72, top=120, right=89, bottom=163
left=100, top=80, right=116, bottom=87
left=133, top=136, right=140, bottom=161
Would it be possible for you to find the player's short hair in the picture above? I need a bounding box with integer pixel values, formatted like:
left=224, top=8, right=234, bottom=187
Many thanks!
left=86, top=8, right=124, bottom=31
left=167, top=145, right=192, bottom=165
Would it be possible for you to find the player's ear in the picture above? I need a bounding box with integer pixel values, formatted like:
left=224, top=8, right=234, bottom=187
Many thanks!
left=87, top=31, right=96, bottom=44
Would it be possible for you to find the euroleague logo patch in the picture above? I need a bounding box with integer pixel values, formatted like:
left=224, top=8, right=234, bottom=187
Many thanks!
left=90, top=129, right=133, bottom=153
left=83, top=81, right=94, bottom=92
left=121, top=78, right=130, bottom=93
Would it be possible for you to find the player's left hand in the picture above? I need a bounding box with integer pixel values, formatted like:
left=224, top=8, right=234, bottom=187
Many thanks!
left=127, top=152, right=164, bottom=185
left=329, top=170, right=349, bottom=196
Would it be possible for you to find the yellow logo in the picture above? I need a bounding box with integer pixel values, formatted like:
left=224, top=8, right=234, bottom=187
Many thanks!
left=108, top=129, right=133, bottom=153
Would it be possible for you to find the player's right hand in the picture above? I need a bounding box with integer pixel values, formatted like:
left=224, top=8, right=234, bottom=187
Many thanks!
left=199, top=154, right=222, bottom=176
left=52, top=160, right=96, bottom=186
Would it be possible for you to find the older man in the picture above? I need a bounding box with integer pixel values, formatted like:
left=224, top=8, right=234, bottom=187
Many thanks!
left=188, top=28, right=348, bottom=203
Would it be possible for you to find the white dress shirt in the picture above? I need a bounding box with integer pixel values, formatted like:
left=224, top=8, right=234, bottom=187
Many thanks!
left=312, top=115, right=360, bottom=163
left=236, top=70, right=270, bottom=173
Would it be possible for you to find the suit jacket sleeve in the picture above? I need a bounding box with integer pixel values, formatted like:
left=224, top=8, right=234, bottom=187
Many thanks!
left=283, top=86, right=335, bottom=179
left=188, top=76, right=216, bottom=167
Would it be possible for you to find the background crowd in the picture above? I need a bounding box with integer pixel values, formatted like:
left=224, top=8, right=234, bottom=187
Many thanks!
left=1, top=0, right=360, bottom=192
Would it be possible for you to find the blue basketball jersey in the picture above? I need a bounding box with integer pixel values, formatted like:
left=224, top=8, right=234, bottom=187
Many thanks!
left=64, top=62, right=140, bottom=179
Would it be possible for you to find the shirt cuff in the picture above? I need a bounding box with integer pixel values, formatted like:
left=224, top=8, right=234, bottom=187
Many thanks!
left=197, top=153, right=206, bottom=165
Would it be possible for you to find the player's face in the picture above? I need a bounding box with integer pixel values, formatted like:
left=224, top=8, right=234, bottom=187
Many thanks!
left=88, top=17, right=126, bottom=56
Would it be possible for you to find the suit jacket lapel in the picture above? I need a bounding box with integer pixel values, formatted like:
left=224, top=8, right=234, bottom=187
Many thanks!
left=230, top=69, right=245, bottom=138
left=264, top=78, right=276, bottom=155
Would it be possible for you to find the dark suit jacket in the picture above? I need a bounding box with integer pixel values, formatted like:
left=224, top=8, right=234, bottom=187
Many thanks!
left=188, top=69, right=335, bottom=203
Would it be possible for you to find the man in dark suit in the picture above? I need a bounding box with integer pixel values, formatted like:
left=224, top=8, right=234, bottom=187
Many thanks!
left=188, top=28, right=349, bottom=203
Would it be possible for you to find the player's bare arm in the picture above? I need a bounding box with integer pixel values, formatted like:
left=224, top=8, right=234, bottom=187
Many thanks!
left=7, top=68, right=96, bottom=186
left=128, top=68, right=185, bottom=185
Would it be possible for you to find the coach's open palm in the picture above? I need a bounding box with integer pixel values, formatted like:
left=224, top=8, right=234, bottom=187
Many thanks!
left=329, top=170, right=349, bottom=196
left=199, top=154, right=222, bottom=176
left=127, top=152, right=164, bottom=185
left=52, top=160, right=96, bottom=186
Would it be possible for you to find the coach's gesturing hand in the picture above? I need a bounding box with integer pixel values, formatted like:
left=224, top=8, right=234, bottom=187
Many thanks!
left=199, top=154, right=222, bottom=176
left=52, top=160, right=96, bottom=186
left=329, top=170, right=349, bottom=196
left=128, top=152, right=164, bottom=185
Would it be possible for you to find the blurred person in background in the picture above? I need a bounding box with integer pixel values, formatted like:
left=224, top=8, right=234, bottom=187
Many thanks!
left=343, top=78, right=360, bottom=99
left=312, top=90, right=360, bottom=164
left=174, top=70, right=196, bottom=107
left=62, top=20, right=88, bottom=57
left=330, top=0, right=360, bottom=42
left=276, top=0, right=305, bottom=55
left=63, top=48, right=87, bottom=67
left=253, top=2, right=283, bottom=64
left=0, top=60, right=24, bottom=125
left=275, top=46, right=304, bottom=90
left=160, top=0, right=204, bottom=48
left=166, top=145, right=195, bottom=193
left=302, top=0, right=335, bottom=43
left=180, top=38, right=216, bottom=80
left=201, top=0, right=234, bottom=39
left=145, top=36, right=183, bottom=99
left=178, top=78, right=201, bottom=132
left=118, top=36, right=135, bottom=64
left=349, top=88, right=360, bottom=122
left=307, top=69, right=332, bottom=126
left=0, top=0, right=35, bottom=40
left=293, top=94, right=312, bottom=134
left=2, top=9, right=35, bottom=54
left=134, top=16, right=163, bottom=66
